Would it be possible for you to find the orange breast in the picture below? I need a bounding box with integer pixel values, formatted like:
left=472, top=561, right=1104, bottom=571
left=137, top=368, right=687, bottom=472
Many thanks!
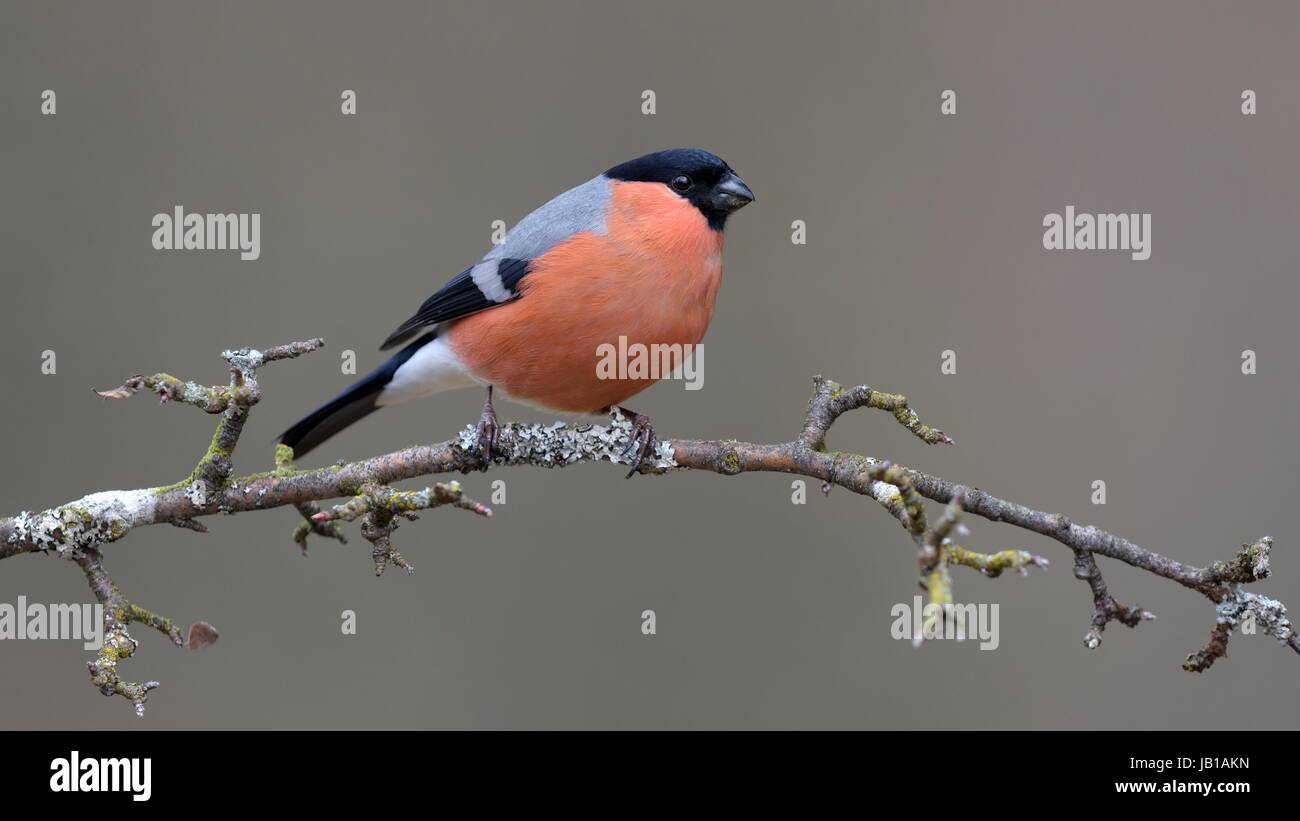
left=448, top=181, right=724, bottom=412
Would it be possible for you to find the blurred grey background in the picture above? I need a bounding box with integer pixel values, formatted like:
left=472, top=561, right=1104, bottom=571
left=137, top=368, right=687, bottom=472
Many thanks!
left=2, top=1, right=1297, bottom=729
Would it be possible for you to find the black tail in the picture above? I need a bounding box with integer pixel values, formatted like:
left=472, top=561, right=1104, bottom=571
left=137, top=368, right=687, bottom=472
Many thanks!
left=278, top=332, right=436, bottom=459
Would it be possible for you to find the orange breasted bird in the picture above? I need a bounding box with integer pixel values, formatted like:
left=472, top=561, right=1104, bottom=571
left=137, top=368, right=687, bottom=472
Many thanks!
left=279, top=148, right=754, bottom=476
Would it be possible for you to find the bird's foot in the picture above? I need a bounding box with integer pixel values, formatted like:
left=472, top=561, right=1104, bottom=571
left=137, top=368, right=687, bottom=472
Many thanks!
left=476, top=386, right=499, bottom=463
left=616, top=409, right=657, bottom=479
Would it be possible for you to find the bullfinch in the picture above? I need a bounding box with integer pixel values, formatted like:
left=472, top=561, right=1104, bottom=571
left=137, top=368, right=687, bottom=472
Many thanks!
left=279, top=148, right=754, bottom=476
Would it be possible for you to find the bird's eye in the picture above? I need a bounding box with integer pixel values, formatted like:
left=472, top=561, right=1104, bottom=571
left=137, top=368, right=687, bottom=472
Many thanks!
left=670, top=174, right=692, bottom=192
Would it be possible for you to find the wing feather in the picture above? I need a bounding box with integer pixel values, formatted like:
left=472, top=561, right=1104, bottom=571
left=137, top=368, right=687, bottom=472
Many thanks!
left=379, top=258, right=530, bottom=350
left=379, top=174, right=612, bottom=351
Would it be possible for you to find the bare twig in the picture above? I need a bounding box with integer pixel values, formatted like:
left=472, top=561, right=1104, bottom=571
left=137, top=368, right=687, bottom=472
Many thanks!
left=1072, top=549, right=1155, bottom=650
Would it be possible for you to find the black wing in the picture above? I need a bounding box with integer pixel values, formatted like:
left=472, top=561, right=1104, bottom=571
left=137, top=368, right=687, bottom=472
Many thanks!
left=379, top=257, right=531, bottom=350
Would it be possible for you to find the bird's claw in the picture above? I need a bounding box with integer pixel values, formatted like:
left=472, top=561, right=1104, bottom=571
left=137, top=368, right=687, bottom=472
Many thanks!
left=477, top=387, right=499, bottom=462
left=619, top=412, right=656, bottom=479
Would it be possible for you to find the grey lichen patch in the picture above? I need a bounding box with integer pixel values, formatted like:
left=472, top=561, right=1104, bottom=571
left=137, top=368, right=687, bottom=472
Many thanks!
left=1216, top=585, right=1295, bottom=646
left=454, top=412, right=676, bottom=472
left=8, top=489, right=157, bottom=555
left=869, top=481, right=902, bottom=505
left=221, top=347, right=266, bottom=373
left=184, top=481, right=207, bottom=509
left=180, top=379, right=216, bottom=402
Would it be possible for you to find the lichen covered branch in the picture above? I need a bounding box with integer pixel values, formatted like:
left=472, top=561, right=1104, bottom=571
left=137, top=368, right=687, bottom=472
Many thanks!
left=72, top=546, right=210, bottom=715
left=313, top=480, right=492, bottom=575
left=1182, top=538, right=1296, bottom=671
left=1, top=343, right=1295, bottom=716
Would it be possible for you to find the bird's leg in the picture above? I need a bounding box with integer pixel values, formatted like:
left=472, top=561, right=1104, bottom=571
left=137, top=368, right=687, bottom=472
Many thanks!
left=613, top=407, right=657, bottom=479
left=476, top=385, right=499, bottom=462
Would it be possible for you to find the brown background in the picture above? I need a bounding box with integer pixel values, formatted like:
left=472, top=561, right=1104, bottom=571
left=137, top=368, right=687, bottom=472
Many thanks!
left=2, top=1, right=1297, bottom=729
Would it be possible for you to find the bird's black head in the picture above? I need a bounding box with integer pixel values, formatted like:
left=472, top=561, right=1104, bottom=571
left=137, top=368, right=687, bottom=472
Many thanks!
left=604, top=148, right=754, bottom=231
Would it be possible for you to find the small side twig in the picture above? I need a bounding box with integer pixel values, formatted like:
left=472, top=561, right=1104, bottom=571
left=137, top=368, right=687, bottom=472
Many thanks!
left=1072, top=549, right=1156, bottom=650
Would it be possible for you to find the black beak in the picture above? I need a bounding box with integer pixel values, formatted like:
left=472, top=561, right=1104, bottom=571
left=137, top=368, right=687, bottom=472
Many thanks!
left=712, top=172, right=755, bottom=212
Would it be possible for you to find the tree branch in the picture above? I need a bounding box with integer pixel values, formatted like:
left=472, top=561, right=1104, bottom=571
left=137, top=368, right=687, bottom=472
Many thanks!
left=1, top=342, right=1294, bottom=714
